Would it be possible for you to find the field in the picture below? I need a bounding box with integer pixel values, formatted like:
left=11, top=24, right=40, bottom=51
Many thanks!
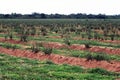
left=0, top=19, right=120, bottom=80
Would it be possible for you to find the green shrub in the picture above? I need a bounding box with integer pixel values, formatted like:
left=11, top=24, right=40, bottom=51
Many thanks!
left=43, top=48, right=52, bottom=55
left=5, top=44, right=11, bottom=49
left=85, top=52, right=110, bottom=61
left=0, top=43, right=21, bottom=50
left=31, top=42, right=43, bottom=53
left=83, top=40, right=91, bottom=48
left=31, top=45, right=40, bottom=53
left=4, top=34, right=8, bottom=40
left=93, top=53, right=110, bottom=61
left=88, top=68, right=115, bottom=76
left=64, top=38, right=71, bottom=46
left=41, top=27, right=47, bottom=36
left=12, top=44, right=20, bottom=50
left=110, top=34, right=115, bottom=41
left=9, top=33, right=13, bottom=40
left=45, top=60, right=54, bottom=64
left=20, top=35, right=28, bottom=42
left=85, top=53, right=93, bottom=61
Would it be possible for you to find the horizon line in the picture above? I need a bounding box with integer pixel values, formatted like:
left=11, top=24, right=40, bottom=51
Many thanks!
left=0, top=12, right=120, bottom=15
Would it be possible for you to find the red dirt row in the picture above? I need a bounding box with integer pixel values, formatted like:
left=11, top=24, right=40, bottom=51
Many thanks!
left=0, top=38, right=120, bottom=55
left=0, top=47, right=120, bottom=72
left=42, top=42, right=120, bottom=55
left=0, top=38, right=27, bottom=45
left=73, top=37, right=120, bottom=44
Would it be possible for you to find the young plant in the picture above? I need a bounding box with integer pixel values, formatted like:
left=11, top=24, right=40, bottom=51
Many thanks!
left=110, top=34, right=115, bottom=41
left=20, top=34, right=28, bottom=42
left=31, top=45, right=40, bottom=53
left=85, top=52, right=110, bottom=61
left=41, top=27, right=47, bottom=36
left=88, top=68, right=114, bottom=76
left=64, top=35, right=71, bottom=46
left=93, top=53, right=110, bottom=61
left=84, top=40, right=91, bottom=48
left=4, top=34, right=8, bottom=40
left=9, top=33, right=13, bottom=40
left=85, top=53, right=93, bottom=61
left=0, top=43, right=21, bottom=50
left=64, top=38, right=71, bottom=46
left=43, top=48, right=52, bottom=55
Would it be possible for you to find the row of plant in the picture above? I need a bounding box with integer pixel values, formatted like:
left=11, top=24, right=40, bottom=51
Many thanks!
left=18, top=41, right=120, bottom=61
left=31, top=36, right=120, bottom=48
left=0, top=53, right=119, bottom=80
left=0, top=32, right=120, bottom=49
left=1, top=41, right=120, bottom=62
left=52, top=48, right=120, bottom=61
left=0, top=42, right=21, bottom=50
left=0, top=42, right=52, bottom=55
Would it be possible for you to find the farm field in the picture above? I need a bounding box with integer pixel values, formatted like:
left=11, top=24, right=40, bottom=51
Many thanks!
left=0, top=19, right=120, bottom=79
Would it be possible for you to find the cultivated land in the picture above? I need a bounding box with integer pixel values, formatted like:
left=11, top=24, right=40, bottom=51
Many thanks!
left=0, top=19, right=120, bottom=79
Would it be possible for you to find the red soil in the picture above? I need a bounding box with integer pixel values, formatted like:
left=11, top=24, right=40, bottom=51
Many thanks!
left=42, top=42, right=67, bottom=49
left=43, top=42, right=120, bottom=55
left=15, top=34, right=40, bottom=37
left=0, top=47, right=120, bottom=72
left=0, top=38, right=27, bottom=45
left=48, top=36, right=61, bottom=39
left=45, top=35, right=120, bottom=44
left=70, top=44, right=120, bottom=55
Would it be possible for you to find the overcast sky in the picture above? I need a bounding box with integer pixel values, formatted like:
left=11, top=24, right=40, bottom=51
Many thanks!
left=0, top=0, right=120, bottom=15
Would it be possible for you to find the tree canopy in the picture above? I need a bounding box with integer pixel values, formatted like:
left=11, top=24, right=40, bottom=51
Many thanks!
left=0, top=13, right=120, bottom=19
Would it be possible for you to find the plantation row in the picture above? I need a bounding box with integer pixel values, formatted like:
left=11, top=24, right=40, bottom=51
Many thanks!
left=0, top=42, right=114, bottom=61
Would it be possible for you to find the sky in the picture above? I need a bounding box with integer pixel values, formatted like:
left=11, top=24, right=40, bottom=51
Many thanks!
left=0, top=0, right=120, bottom=15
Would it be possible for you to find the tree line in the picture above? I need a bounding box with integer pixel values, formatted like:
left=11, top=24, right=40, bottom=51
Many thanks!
left=0, top=13, right=120, bottom=19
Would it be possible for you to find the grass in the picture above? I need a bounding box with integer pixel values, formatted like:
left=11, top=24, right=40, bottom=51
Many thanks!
left=0, top=42, right=21, bottom=49
left=52, top=48, right=120, bottom=61
left=0, top=53, right=119, bottom=80
left=85, top=52, right=110, bottom=61
left=71, top=39, right=120, bottom=48
left=33, top=36, right=120, bottom=48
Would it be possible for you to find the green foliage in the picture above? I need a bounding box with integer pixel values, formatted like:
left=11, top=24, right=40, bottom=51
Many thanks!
left=85, top=52, right=110, bottom=61
left=0, top=53, right=119, bottom=80
left=84, top=40, right=91, bottom=48
left=45, top=60, right=55, bottom=64
left=0, top=43, right=21, bottom=50
left=20, top=34, right=28, bottom=42
left=110, top=34, right=115, bottom=41
left=64, top=38, right=71, bottom=46
left=43, top=48, right=52, bottom=55
left=93, top=53, right=110, bottom=61
left=41, top=27, right=47, bottom=36
left=85, top=52, right=93, bottom=61
left=31, top=42, right=43, bottom=53
left=9, top=33, right=13, bottom=40
left=31, top=45, right=40, bottom=53
left=4, top=34, right=8, bottom=40
left=88, top=68, right=118, bottom=76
